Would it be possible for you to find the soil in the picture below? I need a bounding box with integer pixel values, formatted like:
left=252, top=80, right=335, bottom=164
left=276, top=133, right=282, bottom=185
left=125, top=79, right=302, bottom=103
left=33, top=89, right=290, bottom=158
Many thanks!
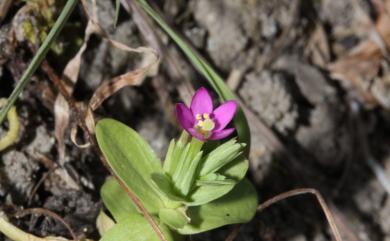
left=1, top=0, right=390, bottom=241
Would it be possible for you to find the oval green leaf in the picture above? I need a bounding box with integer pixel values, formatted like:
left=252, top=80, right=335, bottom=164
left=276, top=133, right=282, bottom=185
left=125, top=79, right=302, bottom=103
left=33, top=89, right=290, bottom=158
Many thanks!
left=101, top=177, right=138, bottom=221
left=100, top=213, right=179, bottom=241
left=178, top=179, right=257, bottom=234
left=96, top=118, right=167, bottom=214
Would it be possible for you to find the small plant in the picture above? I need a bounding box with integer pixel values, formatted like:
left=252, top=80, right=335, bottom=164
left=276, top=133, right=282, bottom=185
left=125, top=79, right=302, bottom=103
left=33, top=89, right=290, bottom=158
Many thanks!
left=96, top=87, right=258, bottom=241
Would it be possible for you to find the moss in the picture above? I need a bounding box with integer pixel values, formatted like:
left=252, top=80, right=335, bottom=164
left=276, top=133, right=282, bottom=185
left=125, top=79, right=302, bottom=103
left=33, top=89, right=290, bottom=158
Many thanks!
left=22, top=20, right=37, bottom=44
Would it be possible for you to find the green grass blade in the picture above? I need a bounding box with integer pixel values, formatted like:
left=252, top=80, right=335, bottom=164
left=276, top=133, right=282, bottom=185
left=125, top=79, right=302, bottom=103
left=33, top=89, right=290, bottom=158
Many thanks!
left=115, top=0, right=120, bottom=27
left=136, top=0, right=251, bottom=153
left=0, top=0, right=79, bottom=125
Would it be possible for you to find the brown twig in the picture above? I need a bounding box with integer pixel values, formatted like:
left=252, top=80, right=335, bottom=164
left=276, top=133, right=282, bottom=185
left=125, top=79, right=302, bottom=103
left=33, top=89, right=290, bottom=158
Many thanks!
left=257, top=188, right=343, bottom=241
left=41, top=60, right=168, bottom=241
left=16, top=208, right=77, bottom=241
left=223, top=188, right=344, bottom=241
left=28, top=166, right=56, bottom=205
left=224, top=225, right=242, bottom=241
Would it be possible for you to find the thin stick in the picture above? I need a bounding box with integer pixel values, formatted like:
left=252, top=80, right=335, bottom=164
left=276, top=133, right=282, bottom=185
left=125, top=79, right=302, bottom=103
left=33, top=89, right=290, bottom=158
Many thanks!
left=16, top=208, right=78, bottom=241
left=41, top=61, right=168, bottom=241
left=224, top=225, right=242, bottom=241
left=257, top=188, right=343, bottom=241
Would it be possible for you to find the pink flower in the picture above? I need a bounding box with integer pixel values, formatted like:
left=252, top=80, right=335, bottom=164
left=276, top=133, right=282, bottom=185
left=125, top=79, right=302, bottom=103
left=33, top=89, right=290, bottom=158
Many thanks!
left=176, top=87, right=237, bottom=141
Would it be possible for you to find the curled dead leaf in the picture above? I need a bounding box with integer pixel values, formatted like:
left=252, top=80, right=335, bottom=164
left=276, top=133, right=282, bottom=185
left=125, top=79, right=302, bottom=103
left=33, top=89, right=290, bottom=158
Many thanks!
left=54, top=0, right=160, bottom=156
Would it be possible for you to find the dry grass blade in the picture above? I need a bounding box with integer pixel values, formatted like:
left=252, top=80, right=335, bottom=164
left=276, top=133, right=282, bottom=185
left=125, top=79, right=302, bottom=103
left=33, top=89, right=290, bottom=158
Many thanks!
left=54, top=0, right=159, bottom=161
left=257, top=188, right=343, bottom=241
left=54, top=21, right=98, bottom=163
left=223, top=188, right=343, bottom=241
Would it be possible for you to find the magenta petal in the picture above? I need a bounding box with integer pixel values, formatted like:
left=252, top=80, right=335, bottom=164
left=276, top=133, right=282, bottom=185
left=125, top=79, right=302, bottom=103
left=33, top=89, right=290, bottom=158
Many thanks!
left=213, top=100, right=237, bottom=131
left=209, top=128, right=235, bottom=140
left=176, top=103, right=194, bottom=129
left=187, top=128, right=206, bottom=141
left=190, top=87, right=213, bottom=116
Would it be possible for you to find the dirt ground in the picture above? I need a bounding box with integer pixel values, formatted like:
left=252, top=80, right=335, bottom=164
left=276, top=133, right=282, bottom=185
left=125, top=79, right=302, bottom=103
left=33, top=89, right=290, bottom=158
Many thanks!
left=1, top=0, right=390, bottom=240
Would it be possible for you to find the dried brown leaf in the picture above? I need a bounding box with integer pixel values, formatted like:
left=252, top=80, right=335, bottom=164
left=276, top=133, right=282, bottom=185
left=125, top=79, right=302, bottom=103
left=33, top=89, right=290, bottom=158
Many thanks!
left=54, top=0, right=159, bottom=158
left=327, top=0, right=390, bottom=107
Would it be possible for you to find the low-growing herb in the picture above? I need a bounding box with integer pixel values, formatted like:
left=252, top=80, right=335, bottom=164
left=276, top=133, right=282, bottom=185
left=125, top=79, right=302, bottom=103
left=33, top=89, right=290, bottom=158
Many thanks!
left=96, top=87, right=257, bottom=241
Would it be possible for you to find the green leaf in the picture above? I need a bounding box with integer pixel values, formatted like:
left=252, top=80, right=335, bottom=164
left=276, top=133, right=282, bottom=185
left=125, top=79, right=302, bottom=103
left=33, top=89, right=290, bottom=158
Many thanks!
left=101, top=177, right=138, bottom=221
left=199, top=139, right=245, bottom=176
left=115, top=0, right=120, bottom=27
left=187, top=155, right=249, bottom=206
left=159, top=208, right=190, bottom=230
left=151, top=173, right=186, bottom=204
left=197, top=173, right=236, bottom=186
left=163, top=132, right=189, bottom=176
left=178, top=179, right=258, bottom=234
left=96, top=210, right=115, bottom=236
left=100, top=213, right=179, bottom=241
left=172, top=137, right=203, bottom=193
left=135, top=0, right=251, bottom=155
left=0, top=0, right=78, bottom=125
left=96, top=118, right=167, bottom=214
left=175, top=151, right=202, bottom=196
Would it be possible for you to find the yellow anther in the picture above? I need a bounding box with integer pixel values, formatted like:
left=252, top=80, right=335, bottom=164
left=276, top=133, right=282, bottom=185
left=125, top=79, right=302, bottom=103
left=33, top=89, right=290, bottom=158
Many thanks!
left=196, top=114, right=202, bottom=120
left=203, top=113, right=210, bottom=119
left=197, top=120, right=204, bottom=127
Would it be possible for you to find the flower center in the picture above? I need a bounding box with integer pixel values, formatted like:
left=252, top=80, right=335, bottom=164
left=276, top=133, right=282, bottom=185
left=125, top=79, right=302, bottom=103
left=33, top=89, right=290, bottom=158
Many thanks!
left=195, top=113, right=215, bottom=138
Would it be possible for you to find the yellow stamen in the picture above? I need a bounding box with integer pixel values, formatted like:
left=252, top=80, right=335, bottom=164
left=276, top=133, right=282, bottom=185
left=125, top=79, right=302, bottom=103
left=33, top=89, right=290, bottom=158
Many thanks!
left=195, top=112, right=215, bottom=138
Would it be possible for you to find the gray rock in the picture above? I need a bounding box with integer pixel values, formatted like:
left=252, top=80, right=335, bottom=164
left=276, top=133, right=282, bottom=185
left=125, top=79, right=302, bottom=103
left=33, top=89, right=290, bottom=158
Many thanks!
left=192, top=0, right=248, bottom=71
left=25, top=125, right=55, bottom=156
left=137, top=117, right=171, bottom=160
left=1, top=150, right=38, bottom=198
left=239, top=71, right=298, bottom=134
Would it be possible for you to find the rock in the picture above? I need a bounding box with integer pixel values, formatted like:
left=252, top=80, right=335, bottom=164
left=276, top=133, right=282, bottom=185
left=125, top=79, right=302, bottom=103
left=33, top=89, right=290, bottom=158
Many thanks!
left=191, top=0, right=248, bottom=71
left=137, top=116, right=172, bottom=159
left=184, top=26, right=206, bottom=49
left=295, top=103, right=350, bottom=168
left=25, top=125, right=55, bottom=156
left=239, top=71, right=298, bottom=134
left=1, top=151, right=39, bottom=200
left=43, top=190, right=100, bottom=237
left=275, top=57, right=350, bottom=168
